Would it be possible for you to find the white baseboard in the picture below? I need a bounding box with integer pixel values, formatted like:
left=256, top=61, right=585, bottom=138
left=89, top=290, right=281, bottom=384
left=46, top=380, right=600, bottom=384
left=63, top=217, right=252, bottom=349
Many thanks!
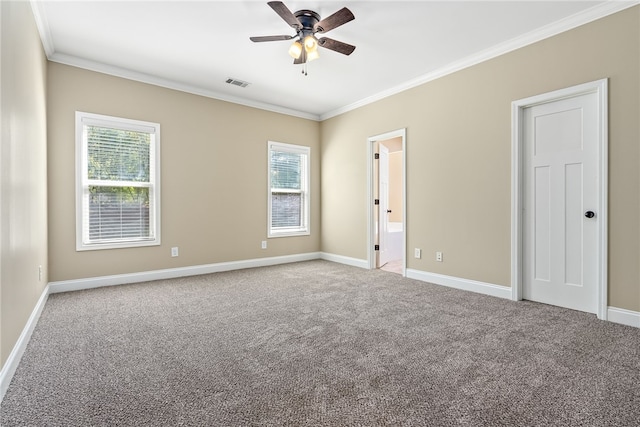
left=5, top=256, right=637, bottom=407
left=607, top=306, right=640, bottom=328
left=49, top=252, right=322, bottom=293
left=0, top=284, right=50, bottom=402
left=405, top=269, right=513, bottom=300
left=406, top=269, right=640, bottom=329
left=320, top=252, right=369, bottom=269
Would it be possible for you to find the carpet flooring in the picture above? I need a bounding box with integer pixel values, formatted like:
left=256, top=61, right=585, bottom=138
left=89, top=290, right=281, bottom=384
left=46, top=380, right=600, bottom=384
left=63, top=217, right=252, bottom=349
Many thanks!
left=2, top=260, right=639, bottom=426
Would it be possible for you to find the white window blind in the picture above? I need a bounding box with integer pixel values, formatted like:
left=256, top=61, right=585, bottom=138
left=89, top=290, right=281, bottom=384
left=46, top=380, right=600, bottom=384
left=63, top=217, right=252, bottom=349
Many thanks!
left=76, top=112, right=161, bottom=250
left=268, top=142, right=310, bottom=237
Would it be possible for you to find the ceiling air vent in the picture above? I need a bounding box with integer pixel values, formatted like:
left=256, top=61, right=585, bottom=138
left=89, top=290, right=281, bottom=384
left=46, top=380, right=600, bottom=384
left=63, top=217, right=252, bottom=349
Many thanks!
left=225, top=78, right=250, bottom=88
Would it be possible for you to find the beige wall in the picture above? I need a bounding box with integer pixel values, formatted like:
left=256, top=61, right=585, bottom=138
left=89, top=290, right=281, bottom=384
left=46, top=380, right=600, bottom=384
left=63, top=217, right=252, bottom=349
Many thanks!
left=0, top=1, right=49, bottom=368
left=47, top=64, right=320, bottom=281
left=321, top=6, right=640, bottom=311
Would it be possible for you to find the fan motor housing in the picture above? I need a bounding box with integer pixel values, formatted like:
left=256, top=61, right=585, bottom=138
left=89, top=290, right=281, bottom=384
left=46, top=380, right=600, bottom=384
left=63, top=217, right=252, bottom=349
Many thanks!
left=294, top=10, right=320, bottom=30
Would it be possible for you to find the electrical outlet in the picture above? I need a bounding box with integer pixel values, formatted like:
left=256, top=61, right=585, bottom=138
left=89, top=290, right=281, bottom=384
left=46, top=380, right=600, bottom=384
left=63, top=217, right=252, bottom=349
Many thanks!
left=414, top=248, right=421, bottom=259
left=171, top=247, right=179, bottom=257
left=38, top=265, right=43, bottom=282
left=261, top=241, right=267, bottom=249
left=436, top=251, right=443, bottom=262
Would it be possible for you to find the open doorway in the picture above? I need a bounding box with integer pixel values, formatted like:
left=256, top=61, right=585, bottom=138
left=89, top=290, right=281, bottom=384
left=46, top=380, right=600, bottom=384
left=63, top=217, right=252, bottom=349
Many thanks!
left=367, top=129, right=406, bottom=275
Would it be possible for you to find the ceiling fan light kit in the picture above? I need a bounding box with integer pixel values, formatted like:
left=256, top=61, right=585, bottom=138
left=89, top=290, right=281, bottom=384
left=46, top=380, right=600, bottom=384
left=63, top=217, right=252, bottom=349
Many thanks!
left=250, top=1, right=355, bottom=75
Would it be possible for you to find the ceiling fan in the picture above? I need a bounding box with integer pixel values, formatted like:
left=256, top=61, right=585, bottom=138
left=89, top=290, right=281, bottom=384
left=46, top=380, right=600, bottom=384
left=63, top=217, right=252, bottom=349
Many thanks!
left=250, top=1, right=355, bottom=71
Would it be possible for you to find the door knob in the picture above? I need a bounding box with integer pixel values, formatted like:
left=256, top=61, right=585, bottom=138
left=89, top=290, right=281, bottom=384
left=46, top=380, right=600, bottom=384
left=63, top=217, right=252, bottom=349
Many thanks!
left=387, top=210, right=392, bottom=213
left=585, top=211, right=595, bottom=218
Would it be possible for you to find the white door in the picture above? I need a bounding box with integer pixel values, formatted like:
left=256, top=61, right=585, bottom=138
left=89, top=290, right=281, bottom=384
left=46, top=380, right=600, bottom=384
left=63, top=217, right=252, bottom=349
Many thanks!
left=523, top=92, right=599, bottom=313
left=378, top=144, right=391, bottom=267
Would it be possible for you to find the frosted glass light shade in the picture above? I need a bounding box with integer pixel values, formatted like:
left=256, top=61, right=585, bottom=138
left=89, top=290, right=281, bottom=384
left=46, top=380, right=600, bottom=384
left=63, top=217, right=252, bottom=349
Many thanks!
left=288, top=41, right=302, bottom=59
left=307, top=49, right=319, bottom=62
left=303, top=36, right=318, bottom=53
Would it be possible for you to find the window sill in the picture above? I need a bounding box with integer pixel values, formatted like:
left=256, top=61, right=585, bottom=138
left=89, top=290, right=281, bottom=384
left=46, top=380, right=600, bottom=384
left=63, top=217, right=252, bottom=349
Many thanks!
left=76, top=239, right=161, bottom=251
left=268, top=230, right=310, bottom=239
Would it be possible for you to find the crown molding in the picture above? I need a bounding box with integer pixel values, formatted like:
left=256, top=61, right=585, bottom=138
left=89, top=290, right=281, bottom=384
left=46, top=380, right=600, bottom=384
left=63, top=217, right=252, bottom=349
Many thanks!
left=48, top=53, right=321, bottom=121
left=29, top=2, right=320, bottom=121
left=30, top=0, right=54, bottom=57
left=30, top=0, right=638, bottom=122
left=319, top=0, right=639, bottom=120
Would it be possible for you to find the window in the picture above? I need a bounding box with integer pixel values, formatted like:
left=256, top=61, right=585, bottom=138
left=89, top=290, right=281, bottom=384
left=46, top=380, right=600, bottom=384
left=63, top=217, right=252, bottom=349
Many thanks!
left=268, top=141, right=310, bottom=237
left=75, top=112, right=160, bottom=251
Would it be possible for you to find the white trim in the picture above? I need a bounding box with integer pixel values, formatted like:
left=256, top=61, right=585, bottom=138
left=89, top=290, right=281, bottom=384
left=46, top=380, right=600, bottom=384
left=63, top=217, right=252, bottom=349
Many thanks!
left=2, top=258, right=636, bottom=407
left=406, top=269, right=512, bottom=300
left=597, top=81, right=609, bottom=320
left=0, top=285, right=50, bottom=402
left=319, top=252, right=369, bottom=269
left=607, top=307, right=640, bottom=329
left=319, top=1, right=638, bottom=120
left=29, top=1, right=54, bottom=57
left=367, top=129, right=407, bottom=274
left=30, top=0, right=636, bottom=122
left=49, top=252, right=322, bottom=293
left=50, top=53, right=321, bottom=121
left=511, top=79, right=608, bottom=319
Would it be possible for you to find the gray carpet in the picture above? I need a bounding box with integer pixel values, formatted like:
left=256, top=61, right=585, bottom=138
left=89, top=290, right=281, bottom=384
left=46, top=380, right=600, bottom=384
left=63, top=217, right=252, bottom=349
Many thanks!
left=2, top=260, right=639, bottom=426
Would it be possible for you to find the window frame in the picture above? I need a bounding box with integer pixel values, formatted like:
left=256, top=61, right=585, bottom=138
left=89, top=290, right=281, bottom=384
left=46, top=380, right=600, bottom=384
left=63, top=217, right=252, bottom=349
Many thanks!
left=75, top=111, right=161, bottom=251
left=267, top=141, right=310, bottom=238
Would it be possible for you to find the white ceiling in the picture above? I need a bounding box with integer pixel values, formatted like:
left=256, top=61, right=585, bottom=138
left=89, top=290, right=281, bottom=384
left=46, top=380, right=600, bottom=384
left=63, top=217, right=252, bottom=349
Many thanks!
left=31, top=1, right=635, bottom=120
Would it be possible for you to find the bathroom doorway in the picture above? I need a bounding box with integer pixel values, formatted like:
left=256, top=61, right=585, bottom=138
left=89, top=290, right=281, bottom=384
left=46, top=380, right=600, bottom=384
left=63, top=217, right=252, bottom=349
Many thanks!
left=367, top=129, right=406, bottom=275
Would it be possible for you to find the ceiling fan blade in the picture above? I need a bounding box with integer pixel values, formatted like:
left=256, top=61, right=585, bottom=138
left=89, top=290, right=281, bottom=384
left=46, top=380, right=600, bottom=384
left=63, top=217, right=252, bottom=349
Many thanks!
left=314, top=7, right=354, bottom=33
left=268, top=1, right=301, bottom=30
left=250, top=35, right=294, bottom=42
left=318, top=37, right=356, bottom=55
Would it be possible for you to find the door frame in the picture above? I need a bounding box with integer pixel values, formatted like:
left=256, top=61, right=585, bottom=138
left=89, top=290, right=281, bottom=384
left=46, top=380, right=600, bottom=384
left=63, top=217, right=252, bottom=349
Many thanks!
left=511, top=79, right=608, bottom=319
left=367, top=128, right=406, bottom=273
